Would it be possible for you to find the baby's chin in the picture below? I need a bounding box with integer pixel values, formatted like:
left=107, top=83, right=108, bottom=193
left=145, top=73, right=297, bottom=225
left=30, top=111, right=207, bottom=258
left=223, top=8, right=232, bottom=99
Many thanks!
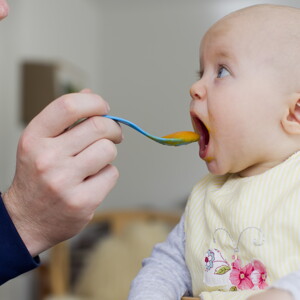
left=205, top=159, right=228, bottom=176
left=205, top=159, right=249, bottom=177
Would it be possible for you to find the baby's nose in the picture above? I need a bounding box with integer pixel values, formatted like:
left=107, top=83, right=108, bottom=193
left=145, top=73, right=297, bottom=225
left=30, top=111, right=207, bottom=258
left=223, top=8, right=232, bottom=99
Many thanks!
left=190, top=80, right=206, bottom=101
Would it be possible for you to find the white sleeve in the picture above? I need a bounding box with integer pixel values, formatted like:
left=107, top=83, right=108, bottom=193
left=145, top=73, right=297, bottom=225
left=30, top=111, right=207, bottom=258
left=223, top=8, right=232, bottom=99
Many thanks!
left=271, top=270, right=300, bottom=300
left=128, top=214, right=192, bottom=299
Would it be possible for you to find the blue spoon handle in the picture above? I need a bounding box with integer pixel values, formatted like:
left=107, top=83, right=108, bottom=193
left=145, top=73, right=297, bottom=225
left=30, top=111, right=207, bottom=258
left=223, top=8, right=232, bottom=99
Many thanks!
left=103, top=115, right=162, bottom=140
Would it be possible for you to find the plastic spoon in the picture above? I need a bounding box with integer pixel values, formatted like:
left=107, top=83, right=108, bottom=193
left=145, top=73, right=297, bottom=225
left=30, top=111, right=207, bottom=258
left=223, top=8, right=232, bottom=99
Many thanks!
left=103, top=115, right=199, bottom=146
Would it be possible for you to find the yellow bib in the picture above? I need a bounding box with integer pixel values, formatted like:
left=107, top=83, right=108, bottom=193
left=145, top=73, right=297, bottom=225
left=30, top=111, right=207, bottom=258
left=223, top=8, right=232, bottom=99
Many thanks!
left=185, top=152, right=300, bottom=297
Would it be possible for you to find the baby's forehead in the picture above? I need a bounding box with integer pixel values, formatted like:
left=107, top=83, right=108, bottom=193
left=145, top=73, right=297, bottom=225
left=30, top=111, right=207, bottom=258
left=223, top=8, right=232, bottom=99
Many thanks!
left=209, top=4, right=300, bottom=36
left=202, top=4, right=300, bottom=54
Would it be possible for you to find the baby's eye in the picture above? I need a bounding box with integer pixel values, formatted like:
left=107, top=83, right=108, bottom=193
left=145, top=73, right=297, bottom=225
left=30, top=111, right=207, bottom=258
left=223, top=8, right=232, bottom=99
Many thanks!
left=217, top=66, right=230, bottom=78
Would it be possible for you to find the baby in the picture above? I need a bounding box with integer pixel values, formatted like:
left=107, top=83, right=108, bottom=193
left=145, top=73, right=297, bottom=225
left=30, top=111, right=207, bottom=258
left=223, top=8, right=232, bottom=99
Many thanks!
left=128, top=4, right=300, bottom=300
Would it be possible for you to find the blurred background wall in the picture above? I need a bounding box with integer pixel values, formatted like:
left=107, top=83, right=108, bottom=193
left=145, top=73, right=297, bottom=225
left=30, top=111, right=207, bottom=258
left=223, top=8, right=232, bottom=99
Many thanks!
left=1, top=0, right=300, bottom=298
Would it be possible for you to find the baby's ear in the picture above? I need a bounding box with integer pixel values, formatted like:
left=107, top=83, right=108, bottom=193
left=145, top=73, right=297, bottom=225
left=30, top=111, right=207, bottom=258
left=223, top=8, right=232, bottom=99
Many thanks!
left=282, top=93, right=300, bottom=135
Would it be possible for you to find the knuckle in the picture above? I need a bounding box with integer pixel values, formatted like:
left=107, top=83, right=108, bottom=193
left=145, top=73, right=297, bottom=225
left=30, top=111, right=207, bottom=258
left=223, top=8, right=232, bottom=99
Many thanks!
left=65, top=197, right=90, bottom=216
left=18, top=132, right=34, bottom=156
left=47, top=173, right=68, bottom=195
left=64, top=201, right=81, bottom=215
left=100, top=139, right=118, bottom=160
left=34, top=152, right=54, bottom=174
left=89, top=116, right=107, bottom=136
left=108, top=165, right=119, bottom=181
left=58, top=94, right=78, bottom=115
left=98, top=165, right=119, bottom=191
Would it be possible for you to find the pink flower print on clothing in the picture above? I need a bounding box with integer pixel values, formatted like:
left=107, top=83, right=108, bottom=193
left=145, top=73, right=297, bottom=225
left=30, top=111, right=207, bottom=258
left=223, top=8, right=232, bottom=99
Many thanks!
left=251, top=260, right=268, bottom=289
left=229, top=258, right=254, bottom=290
left=204, top=249, right=215, bottom=271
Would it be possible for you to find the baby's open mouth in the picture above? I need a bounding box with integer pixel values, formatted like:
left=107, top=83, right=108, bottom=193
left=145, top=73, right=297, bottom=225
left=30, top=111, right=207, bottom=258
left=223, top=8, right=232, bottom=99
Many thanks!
left=194, top=118, right=210, bottom=158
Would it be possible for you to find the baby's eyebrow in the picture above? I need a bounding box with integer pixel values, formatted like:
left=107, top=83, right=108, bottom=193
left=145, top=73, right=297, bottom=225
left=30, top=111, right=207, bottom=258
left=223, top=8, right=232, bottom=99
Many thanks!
left=201, top=47, right=234, bottom=64
left=215, top=50, right=233, bottom=60
left=212, top=49, right=237, bottom=66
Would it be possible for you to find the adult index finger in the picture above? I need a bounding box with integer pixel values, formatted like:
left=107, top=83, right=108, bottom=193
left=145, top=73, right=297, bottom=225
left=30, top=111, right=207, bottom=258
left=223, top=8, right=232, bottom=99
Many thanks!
left=25, top=92, right=110, bottom=138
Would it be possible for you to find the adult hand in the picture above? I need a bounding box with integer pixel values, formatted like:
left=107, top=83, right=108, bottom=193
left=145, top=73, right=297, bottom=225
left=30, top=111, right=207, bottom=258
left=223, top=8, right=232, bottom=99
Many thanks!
left=247, top=288, right=293, bottom=300
left=2, top=91, right=122, bottom=257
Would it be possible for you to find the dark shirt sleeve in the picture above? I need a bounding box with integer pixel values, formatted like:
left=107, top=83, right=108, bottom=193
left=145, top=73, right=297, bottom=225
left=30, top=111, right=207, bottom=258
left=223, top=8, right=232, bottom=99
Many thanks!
left=0, top=193, right=40, bottom=284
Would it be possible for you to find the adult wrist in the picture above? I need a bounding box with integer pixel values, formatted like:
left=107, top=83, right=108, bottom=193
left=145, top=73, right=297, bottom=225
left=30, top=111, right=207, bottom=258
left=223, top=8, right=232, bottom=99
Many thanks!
left=0, top=192, right=40, bottom=283
left=2, top=188, right=45, bottom=257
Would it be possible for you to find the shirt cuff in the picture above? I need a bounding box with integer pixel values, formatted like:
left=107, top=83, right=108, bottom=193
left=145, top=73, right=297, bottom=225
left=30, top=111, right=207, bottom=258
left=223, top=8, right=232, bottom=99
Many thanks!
left=0, top=193, right=40, bottom=284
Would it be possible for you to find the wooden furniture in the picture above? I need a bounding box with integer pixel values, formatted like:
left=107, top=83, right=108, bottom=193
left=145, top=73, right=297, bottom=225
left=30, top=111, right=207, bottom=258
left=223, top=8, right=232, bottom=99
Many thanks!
left=37, top=210, right=181, bottom=299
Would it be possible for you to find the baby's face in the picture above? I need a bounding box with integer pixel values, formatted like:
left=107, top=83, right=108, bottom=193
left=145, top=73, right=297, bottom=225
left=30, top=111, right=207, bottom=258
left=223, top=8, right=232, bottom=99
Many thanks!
left=190, top=9, right=291, bottom=177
